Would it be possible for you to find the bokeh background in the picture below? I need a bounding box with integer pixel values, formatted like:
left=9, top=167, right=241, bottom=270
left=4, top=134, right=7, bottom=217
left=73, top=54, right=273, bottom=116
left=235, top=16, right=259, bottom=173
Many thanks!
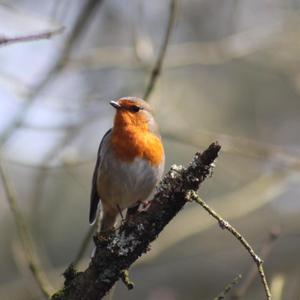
left=1, top=0, right=300, bottom=299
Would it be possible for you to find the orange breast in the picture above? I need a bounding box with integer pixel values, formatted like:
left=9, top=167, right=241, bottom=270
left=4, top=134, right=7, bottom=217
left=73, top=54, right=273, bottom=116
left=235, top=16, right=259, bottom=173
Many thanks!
left=111, top=112, right=164, bottom=166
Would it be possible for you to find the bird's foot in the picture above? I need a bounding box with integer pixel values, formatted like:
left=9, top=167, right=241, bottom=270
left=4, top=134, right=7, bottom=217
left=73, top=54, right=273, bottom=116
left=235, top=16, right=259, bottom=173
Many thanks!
left=137, top=200, right=151, bottom=212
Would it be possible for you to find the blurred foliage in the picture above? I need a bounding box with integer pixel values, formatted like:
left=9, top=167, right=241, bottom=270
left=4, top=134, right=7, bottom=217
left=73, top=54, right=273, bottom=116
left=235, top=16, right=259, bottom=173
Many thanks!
left=1, top=0, right=300, bottom=299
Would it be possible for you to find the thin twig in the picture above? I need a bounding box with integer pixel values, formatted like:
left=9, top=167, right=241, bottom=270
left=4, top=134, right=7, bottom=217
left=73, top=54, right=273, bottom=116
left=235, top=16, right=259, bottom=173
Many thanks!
left=0, top=162, right=54, bottom=298
left=0, top=27, right=64, bottom=47
left=232, top=227, right=281, bottom=299
left=120, top=270, right=134, bottom=290
left=143, top=0, right=177, bottom=101
left=30, top=124, right=82, bottom=214
left=188, top=192, right=272, bottom=300
left=214, top=274, right=242, bottom=300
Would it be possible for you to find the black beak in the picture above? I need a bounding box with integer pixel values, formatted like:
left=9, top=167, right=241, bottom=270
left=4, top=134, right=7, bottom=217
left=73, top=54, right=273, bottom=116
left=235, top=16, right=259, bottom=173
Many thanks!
left=110, top=100, right=121, bottom=109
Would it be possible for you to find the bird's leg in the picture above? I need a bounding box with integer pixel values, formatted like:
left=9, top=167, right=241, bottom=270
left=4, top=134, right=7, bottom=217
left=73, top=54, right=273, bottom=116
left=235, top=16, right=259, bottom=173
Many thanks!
left=124, top=205, right=138, bottom=227
left=100, top=207, right=118, bottom=233
left=116, top=204, right=124, bottom=221
left=125, top=200, right=152, bottom=223
left=137, top=199, right=152, bottom=212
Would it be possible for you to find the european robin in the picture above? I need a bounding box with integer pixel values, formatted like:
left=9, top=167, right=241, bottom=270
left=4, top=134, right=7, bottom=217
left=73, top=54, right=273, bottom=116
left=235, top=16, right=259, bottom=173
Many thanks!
left=89, top=97, right=165, bottom=231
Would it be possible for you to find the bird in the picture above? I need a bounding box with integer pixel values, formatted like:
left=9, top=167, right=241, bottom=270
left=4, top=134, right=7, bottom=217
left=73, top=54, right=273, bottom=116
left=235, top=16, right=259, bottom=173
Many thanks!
left=89, top=96, right=165, bottom=232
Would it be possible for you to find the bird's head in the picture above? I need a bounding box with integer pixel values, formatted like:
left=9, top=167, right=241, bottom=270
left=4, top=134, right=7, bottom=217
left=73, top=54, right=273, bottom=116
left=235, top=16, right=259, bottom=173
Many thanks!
left=110, top=97, right=158, bottom=133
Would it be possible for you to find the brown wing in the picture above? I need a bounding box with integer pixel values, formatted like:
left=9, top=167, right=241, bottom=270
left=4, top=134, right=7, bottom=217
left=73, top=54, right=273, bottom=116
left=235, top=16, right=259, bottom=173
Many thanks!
left=89, top=129, right=111, bottom=224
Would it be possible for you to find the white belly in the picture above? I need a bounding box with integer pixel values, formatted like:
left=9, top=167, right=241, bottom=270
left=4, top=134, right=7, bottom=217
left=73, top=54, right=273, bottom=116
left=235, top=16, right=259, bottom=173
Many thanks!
left=97, top=153, right=162, bottom=210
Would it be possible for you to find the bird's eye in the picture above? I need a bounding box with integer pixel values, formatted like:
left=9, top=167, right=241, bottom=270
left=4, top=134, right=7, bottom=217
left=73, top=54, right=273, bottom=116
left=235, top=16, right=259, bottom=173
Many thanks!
left=130, top=105, right=141, bottom=113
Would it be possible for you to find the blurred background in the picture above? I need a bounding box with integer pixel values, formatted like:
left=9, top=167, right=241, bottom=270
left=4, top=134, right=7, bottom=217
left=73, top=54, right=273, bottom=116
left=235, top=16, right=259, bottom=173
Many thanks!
left=1, top=0, right=300, bottom=299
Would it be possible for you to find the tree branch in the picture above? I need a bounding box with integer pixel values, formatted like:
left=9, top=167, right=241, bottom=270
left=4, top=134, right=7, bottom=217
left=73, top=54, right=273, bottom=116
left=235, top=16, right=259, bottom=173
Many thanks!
left=189, top=193, right=272, bottom=300
left=0, top=161, right=54, bottom=298
left=232, top=227, right=280, bottom=299
left=57, top=0, right=104, bottom=69
left=72, top=225, right=95, bottom=268
left=143, top=0, right=177, bottom=101
left=51, top=142, right=221, bottom=300
left=214, top=274, right=242, bottom=300
left=0, top=27, right=63, bottom=47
